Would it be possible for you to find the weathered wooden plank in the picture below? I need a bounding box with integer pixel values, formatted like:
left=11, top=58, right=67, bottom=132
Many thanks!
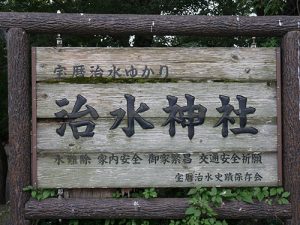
left=0, top=13, right=300, bottom=36
left=37, top=119, right=277, bottom=153
left=35, top=47, right=276, bottom=81
left=64, top=189, right=117, bottom=199
left=37, top=165, right=278, bottom=188
left=37, top=151, right=278, bottom=188
left=36, top=82, right=277, bottom=118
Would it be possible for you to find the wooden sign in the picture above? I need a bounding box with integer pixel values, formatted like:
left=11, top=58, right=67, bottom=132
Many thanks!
left=32, top=47, right=281, bottom=188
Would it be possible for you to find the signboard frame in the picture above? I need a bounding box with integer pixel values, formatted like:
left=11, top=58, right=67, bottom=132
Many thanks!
left=3, top=12, right=300, bottom=225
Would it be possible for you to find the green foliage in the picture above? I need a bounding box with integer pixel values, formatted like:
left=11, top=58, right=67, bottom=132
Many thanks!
left=112, top=188, right=158, bottom=199
left=112, top=191, right=122, bottom=199
left=180, top=187, right=290, bottom=225
left=69, top=220, right=79, bottom=225
left=183, top=187, right=228, bottom=225
left=142, top=188, right=158, bottom=199
left=253, top=0, right=285, bottom=15
left=30, top=186, right=289, bottom=225
left=23, top=186, right=57, bottom=201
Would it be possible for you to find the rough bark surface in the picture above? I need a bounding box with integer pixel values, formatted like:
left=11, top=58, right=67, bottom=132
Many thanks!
left=0, top=144, right=6, bottom=204
left=0, top=13, right=299, bottom=36
left=282, top=32, right=300, bottom=225
left=25, top=198, right=291, bottom=220
left=7, top=28, right=30, bottom=225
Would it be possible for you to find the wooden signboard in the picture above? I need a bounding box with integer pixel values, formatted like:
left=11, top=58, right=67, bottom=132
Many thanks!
left=32, top=47, right=281, bottom=188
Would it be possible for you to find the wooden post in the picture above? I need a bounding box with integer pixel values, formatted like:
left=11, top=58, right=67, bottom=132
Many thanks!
left=7, top=28, right=30, bottom=225
left=282, top=31, right=300, bottom=225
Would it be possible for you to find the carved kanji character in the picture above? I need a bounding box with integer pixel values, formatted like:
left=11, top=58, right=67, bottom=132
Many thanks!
left=110, top=94, right=154, bottom=137
left=54, top=64, right=66, bottom=78
left=54, top=94, right=99, bottom=139
left=108, top=64, right=121, bottom=78
left=214, top=95, right=235, bottom=137
left=230, top=95, right=258, bottom=135
left=73, top=64, right=85, bottom=77
left=90, top=65, right=104, bottom=77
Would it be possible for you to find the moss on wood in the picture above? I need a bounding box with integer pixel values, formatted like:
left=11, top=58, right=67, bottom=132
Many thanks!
left=42, top=77, right=178, bottom=84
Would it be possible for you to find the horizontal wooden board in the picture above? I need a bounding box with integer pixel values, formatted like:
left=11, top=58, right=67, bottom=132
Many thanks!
left=35, top=47, right=276, bottom=81
left=37, top=119, right=277, bottom=153
left=37, top=151, right=278, bottom=188
left=36, top=82, right=277, bottom=118
left=33, top=47, right=280, bottom=188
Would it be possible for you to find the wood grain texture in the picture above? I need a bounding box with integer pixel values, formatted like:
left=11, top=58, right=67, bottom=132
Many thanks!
left=37, top=82, right=277, bottom=118
left=282, top=32, right=300, bottom=225
left=64, top=189, right=117, bottom=198
left=25, top=198, right=292, bottom=219
left=37, top=119, right=277, bottom=153
left=35, top=47, right=276, bottom=81
left=34, top=47, right=279, bottom=189
left=37, top=151, right=278, bottom=188
left=36, top=77, right=279, bottom=188
left=7, top=28, right=30, bottom=225
left=32, top=47, right=38, bottom=187
left=0, top=13, right=300, bottom=36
